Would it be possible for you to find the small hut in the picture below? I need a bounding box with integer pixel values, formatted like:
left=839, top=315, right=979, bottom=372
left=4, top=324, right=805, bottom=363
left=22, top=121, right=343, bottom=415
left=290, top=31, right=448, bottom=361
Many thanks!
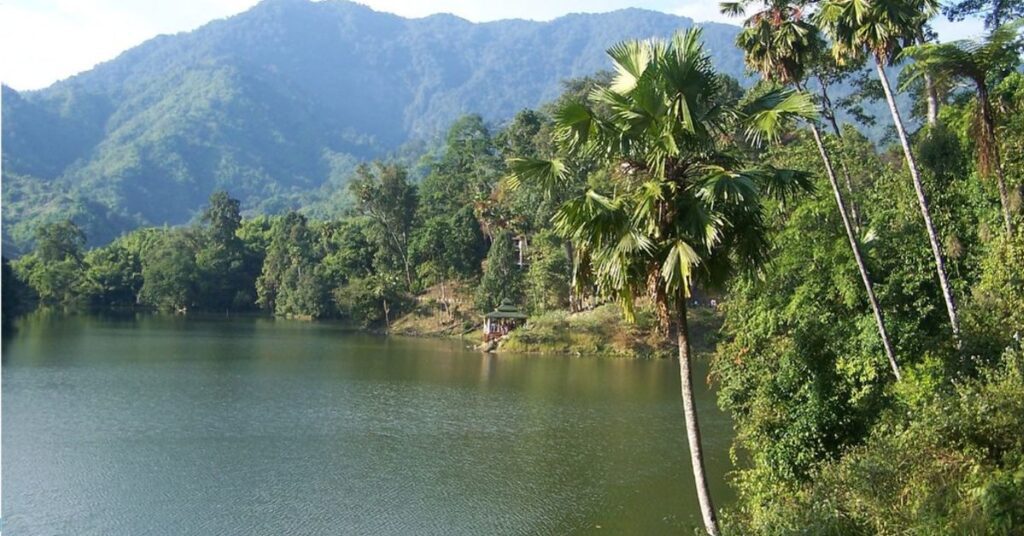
left=483, top=299, right=528, bottom=342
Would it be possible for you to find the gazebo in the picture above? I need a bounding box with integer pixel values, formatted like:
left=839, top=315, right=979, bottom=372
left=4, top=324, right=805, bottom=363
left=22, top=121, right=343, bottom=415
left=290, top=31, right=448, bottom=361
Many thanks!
left=483, top=299, right=528, bottom=342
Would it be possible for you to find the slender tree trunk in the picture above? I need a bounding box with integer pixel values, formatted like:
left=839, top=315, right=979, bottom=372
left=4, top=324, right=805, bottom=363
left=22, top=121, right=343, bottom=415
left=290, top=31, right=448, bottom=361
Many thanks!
left=924, top=73, right=939, bottom=126
left=675, top=295, right=719, bottom=536
left=875, top=58, right=962, bottom=344
left=401, top=244, right=414, bottom=291
left=564, top=240, right=578, bottom=313
left=979, top=85, right=1015, bottom=234
left=807, top=120, right=902, bottom=380
left=918, top=34, right=940, bottom=125
left=440, top=279, right=448, bottom=324
left=817, top=79, right=862, bottom=230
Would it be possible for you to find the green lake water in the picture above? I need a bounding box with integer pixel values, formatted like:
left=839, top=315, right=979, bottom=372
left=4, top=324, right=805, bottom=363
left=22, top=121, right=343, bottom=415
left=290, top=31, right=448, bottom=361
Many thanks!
left=2, top=312, right=734, bottom=535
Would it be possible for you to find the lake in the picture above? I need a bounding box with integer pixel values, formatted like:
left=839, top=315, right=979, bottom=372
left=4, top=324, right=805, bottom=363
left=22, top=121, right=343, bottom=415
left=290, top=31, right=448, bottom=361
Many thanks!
left=2, top=313, right=734, bottom=535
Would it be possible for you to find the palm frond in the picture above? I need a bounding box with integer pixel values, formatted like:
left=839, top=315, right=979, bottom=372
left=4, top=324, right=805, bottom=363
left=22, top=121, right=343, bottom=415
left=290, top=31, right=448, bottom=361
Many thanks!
left=505, top=157, right=569, bottom=194
left=607, top=40, right=656, bottom=94
left=696, top=166, right=760, bottom=206
left=553, top=100, right=595, bottom=154
left=660, top=239, right=701, bottom=295
left=752, top=166, right=815, bottom=204
left=741, top=87, right=818, bottom=146
left=719, top=1, right=747, bottom=17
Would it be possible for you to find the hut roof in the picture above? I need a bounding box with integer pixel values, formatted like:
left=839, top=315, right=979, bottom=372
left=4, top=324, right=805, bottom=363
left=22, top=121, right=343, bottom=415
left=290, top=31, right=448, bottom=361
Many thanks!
left=484, top=299, right=528, bottom=319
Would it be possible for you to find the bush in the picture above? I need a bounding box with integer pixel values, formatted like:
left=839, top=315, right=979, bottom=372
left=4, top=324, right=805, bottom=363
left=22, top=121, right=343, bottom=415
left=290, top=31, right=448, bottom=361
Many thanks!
left=723, top=348, right=1024, bottom=535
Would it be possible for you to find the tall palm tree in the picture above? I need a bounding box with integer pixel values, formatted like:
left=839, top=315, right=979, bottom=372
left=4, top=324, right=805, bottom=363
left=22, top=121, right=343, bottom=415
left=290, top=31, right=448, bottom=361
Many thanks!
left=725, top=0, right=866, bottom=224
left=507, top=29, right=816, bottom=536
left=723, top=0, right=902, bottom=379
left=902, top=21, right=1024, bottom=234
left=817, top=0, right=963, bottom=344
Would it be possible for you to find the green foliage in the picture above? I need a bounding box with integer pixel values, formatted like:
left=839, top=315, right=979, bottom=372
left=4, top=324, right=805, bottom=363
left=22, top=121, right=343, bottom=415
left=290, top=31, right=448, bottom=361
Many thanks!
left=411, top=207, right=486, bottom=287
left=12, top=221, right=88, bottom=307
left=256, top=212, right=331, bottom=319
left=722, top=349, right=1024, bottom=535
left=139, top=231, right=199, bottom=312
left=475, top=230, right=525, bottom=312
left=4, top=18, right=1024, bottom=536
left=349, top=163, right=418, bottom=290
left=512, top=29, right=815, bottom=327
left=316, top=218, right=377, bottom=287
left=1, top=4, right=759, bottom=251
left=81, top=244, right=143, bottom=307
left=501, top=302, right=668, bottom=357
left=713, top=29, right=1024, bottom=531
left=964, top=231, right=1024, bottom=358
left=942, top=0, right=1024, bottom=29
left=524, top=230, right=572, bottom=313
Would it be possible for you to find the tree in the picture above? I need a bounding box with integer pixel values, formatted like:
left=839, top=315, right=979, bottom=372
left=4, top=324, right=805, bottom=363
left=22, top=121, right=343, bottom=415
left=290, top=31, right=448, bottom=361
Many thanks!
left=508, top=29, right=816, bottom=535
left=195, top=191, right=252, bottom=310
left=139, top=231, right=199, bottom=312
left=34, top=220, right=86, bottom=264
left=817, top=0, right=964, bottom=345
left=902, top=21, right=1024, bottom=234
left=475, top=229, right=525, bottom=313
left=725, top=0, right=902, bottom=379
left=2, top=257, right=29, bottom=325
left=419, top=114, right=502, bottom=219
left=16, top=221, right=88, bottom=306
left=524, top=230, right=572, bottom=313
left=942, top=0, right=1024, bottom=28
left=82, top=244, right=143, bottom=307
left=412, top=207, right=486, bottom=319
left=335, top=273, right=406, bottom=329
left=201, top=191, right=243, bottom=246
left=316, top=218, right=377, bottom=288
left=349, top=163, right=418, bottom=290
left=256, top=212, right=330, bottom=318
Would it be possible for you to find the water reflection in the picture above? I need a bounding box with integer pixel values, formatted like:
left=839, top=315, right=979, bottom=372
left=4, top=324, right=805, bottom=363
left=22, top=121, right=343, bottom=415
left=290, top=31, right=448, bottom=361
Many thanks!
left=3, top=312, right=733, bottom=535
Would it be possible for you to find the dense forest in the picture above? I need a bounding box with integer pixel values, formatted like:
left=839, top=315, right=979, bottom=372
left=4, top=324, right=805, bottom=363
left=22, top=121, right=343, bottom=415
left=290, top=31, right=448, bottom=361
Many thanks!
left=0, top=0, right=753, bottom=253
left=5, top=0, right=1024, bottom=534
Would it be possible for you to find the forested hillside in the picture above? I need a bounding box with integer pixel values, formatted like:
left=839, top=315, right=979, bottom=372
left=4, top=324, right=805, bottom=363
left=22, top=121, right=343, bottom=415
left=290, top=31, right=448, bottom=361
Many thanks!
left=2, top=0, right=751, bottom=253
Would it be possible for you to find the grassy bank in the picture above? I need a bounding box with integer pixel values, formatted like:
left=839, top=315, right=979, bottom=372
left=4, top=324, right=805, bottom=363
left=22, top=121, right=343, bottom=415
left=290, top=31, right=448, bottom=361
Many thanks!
left=498, top=302, right=722, bottom=358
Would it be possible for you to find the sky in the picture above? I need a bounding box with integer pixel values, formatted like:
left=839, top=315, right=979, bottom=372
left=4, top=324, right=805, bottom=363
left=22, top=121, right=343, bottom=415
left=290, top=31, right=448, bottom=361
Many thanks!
left=0, top=0, right=986, bottom=91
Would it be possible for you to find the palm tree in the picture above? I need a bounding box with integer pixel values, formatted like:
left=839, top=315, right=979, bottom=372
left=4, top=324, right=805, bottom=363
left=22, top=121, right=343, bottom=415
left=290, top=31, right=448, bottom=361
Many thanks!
left=507, top=29, right=816, bottom=536
left=723, top=0, right=902, bottom=379
left=902, top=21, right=1024, bottom=234
left=817, top=0, right=963, bottom=344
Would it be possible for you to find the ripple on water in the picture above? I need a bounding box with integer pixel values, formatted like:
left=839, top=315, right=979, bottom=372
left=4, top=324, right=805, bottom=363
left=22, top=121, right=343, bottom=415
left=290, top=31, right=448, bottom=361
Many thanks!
left=2, top=315, right=732, bottom=535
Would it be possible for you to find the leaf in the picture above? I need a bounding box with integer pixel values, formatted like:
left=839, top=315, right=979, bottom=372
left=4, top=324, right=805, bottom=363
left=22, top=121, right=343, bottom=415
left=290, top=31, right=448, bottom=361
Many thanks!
left=660, top=239, right=700, bottom=295
left=553, top=100, right=595, bottom=154
left=607, top=40, right=655, bottom=94
left=505, top=158, right=568, bottom=194
left=742, top=88, right=818, bottom=146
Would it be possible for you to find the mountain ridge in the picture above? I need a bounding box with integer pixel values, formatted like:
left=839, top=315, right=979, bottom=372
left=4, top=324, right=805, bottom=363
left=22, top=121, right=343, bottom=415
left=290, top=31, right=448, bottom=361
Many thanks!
left=2, top=0, right=749, bottom=253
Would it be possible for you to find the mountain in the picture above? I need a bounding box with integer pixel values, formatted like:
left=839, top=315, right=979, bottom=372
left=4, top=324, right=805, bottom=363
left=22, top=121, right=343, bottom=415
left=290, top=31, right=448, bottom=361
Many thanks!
left=2, top=0, right=751, bottom=253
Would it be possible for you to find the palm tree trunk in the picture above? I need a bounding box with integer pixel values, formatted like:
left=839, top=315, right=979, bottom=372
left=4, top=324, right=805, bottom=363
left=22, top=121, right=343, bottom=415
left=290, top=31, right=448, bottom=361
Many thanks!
left=917, top=33, right=940, bottom=125
left=807, top=121, right=902, bottom=380
left=676, top=294, right=720, bottom=536
left=924, top=73, right=939, bottom=126
left=816, top=79, right=862, bottom=230
left=564, top=239, right=579, bottom=312
left=875, top=58, right=962, bottom=344
left=979, top=85, right=1015, bottom=234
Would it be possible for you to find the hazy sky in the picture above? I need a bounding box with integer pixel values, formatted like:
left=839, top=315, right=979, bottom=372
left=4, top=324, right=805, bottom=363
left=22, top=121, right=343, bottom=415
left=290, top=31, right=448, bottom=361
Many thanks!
left=0, top=0, right=986, bottom=91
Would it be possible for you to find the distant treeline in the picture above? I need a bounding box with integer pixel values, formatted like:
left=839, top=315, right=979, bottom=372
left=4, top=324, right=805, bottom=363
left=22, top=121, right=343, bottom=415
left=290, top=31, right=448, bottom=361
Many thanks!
left=3, top=108, right=589, bottom=327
